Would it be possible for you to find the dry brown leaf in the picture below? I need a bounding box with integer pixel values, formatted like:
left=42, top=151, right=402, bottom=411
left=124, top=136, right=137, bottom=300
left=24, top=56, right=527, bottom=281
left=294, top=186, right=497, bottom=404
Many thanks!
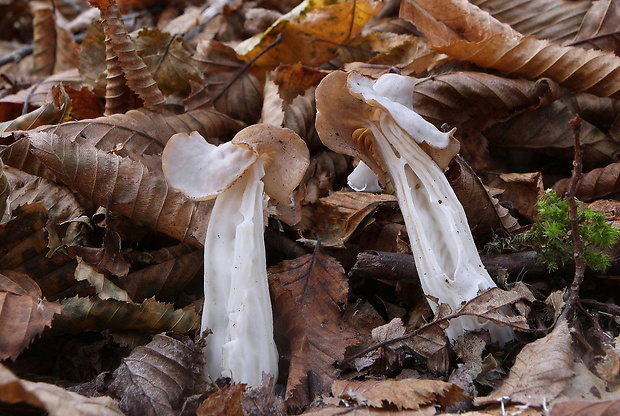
left=0, top=85, right=71, bottom=133
left=106, top=333, right=203, bottom=416
left=197, top=375, right=286, bottom=416
left=0, top=159, right=8, bottom=223
left=0, top=362, right=124, bottom=416
left=552, top=399, right=620, bottom=416
left=485, top=101, right=620, bottom=164
left=308, top=191, right=398, bottom=247
left=114, top=248, right=201, bottom=303
left=435, top=34, right=620, bottom=99
left=490, top=172, right=545, bottom=222
left=476, top=320, right=572, bottom=406
left=553, top=161, right=620, bottom=201
left=268, top=248, right=358, bottom=407
left=30, top=1, right=55, bottom=76
left=53, top=296, right=199, bottom=334
left=79, top=21, right=108, bottom=98
left=470, top=0, right=589, bottom=44
left=447, top=155, right=516, bottom=237
left=194, top=40, right=263, bottom=123
left=400, top=0, right=517, bottom=46
left=90, top=0, right=164, bottom=111
left=73, top=258, right=130, bottom=301
left=133, top=28, right=204, bottom=95
left=571, top=0, right=620, bottom=54
left=456, top=286, right=531, bottom=331
left=301, top=407, right=436, bottom=415
left=22, top=129, right=216, bottom=246
left=0, top=270, right=61, bottom=360
left=240, top=0, right=385, bottom=71
left=332, top=378, right=466, bottom=411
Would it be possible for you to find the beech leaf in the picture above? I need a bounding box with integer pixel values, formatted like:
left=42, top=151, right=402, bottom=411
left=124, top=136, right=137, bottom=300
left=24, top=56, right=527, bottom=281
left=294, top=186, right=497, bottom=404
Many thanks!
left=268, top=248, right=358, bottom=407
left=0, top=270, right=62, bottom=360
left=553, top=161, right=620, bottom=202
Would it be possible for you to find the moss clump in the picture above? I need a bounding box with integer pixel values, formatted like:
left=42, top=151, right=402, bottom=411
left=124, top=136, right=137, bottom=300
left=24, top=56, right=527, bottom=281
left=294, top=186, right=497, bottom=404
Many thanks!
left=484, top=190, right=620, bottom=272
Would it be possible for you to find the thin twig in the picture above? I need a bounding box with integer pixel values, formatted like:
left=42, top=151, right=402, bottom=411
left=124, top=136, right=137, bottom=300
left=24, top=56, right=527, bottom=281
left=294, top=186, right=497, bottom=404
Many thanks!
left=559, top=115, right=584, bottom=321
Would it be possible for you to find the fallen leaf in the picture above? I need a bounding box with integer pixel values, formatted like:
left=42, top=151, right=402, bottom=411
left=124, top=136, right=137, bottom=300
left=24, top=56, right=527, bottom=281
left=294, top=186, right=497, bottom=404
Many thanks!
left=0, top=362, right=124, bottom=415
left=107, top=333, right=203, bottom=416
left=553, top=161, right=620, bottom=201
left=0, top=270, right=61, bottom=360
left=552, top=399, right=620, bottom=416
left=332, top=378, right=466, bottom=411
left=0, top=85, right=71, bottom=133
left=268, top=248, right=358, bottom=407
left=571, top=0, right=620, bottom=54
left=476, top=320, right=573, bottom=406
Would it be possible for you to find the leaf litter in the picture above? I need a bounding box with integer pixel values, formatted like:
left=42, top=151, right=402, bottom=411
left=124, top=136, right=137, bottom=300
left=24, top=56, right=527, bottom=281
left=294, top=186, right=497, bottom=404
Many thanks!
left=1, top=0, right=620, bottom=415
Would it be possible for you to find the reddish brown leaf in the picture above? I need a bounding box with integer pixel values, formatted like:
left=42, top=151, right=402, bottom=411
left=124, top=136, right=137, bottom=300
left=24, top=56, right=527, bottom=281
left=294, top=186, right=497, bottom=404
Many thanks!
left=197, top=384, right=246, bottom=416
left=0, top=270, right=61, bottom=360
left=30, top=1, right=56, bottom=76
left=489, top=171, right=545, bottom=222
left=553, top=161, right=620, bottom=201
left=268, top=248, right=358, bottom=407
left=552, top=400, right=620, bottom=416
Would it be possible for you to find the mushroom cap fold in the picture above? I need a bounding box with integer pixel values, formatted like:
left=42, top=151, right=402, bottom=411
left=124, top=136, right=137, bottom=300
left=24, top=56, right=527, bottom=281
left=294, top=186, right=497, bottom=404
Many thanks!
left=162, top=131, right=258, bottom=200
left=232, top=124, right=310, bottom=206
left=315, top=71, right=460, bottom=174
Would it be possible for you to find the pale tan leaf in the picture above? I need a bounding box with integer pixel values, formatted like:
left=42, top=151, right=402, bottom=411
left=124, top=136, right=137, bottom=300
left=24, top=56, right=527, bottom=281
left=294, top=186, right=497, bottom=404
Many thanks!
left=91, top=0, right=164, bottom=111
left=470, top=0, right=589, bottom=44
left=490, top=172, right=545, bottom=222
left=0, top=363, right=124, bottom=416
left=399, top=0, right=517, bottom=47
left=571, top=0, right=620, bottom=53
left=552, top=161, right=620, bottom=201
left=74, top=257, right=131, bottom=301
left=435, top=34, right=620, bottom=98
left=0, top=271, right=62, bottom=360
left=79, top=21, right=107, bottom=97
left=332, top=379, right=466, bottom=411
left=107, top=333, right=203, bottom=416
left=0, top=85, right=71, bottom=133
left=53, top=296, right=199, bottom=334
left=476, top=320, right=573, bottom=406
left=26, top=131, right=213, bottom=246
left=268, top=249, right=358, bottom=407
left=456, top=287, right=532, bottom=330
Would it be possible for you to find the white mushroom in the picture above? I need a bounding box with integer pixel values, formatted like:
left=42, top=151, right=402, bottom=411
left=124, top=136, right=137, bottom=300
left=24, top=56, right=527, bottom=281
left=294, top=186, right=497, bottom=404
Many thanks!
left=162, top=125, right=309, bottom=386
left=315, top=71, right=514, bottom=344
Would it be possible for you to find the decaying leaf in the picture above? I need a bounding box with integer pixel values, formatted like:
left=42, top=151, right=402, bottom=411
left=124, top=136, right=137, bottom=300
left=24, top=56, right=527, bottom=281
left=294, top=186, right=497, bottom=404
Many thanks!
left=0, top=363, right=124, bottom=416
left=0, top=85, right=71, bottom=133
left=477, top=320, right=573, bottom=406
left=73, top=257, right=131, bottom=301
left=0, top=270, right=61, bottom=360
left=26, top=131, right=214, bottom=246
left=470, top=0, right=589, bottom=44
left=239, top=0, right=385, bottom=71
left=197, top=374, right=286, bottom=416
left=571, top=0, right=620, bottom=54
left=553, top=162, right=620, bottom=201
left=268, top=248, right=358, bottom=407
left=0, top=159, right=9, bottom=223
left=489, top=171, right=545, bottom=222
left=106, top=333, right=202, bottom=416
left=90, top=0, right=165, bottom=111
left=456, top=286, right=532, bottom=330
left=53, top=296, right=199, bottom=334
left=308, top=191, right=398, bottom=247
left=551, top=399, right=620, bottom=416
left=332, top=378, right=466, bottom=411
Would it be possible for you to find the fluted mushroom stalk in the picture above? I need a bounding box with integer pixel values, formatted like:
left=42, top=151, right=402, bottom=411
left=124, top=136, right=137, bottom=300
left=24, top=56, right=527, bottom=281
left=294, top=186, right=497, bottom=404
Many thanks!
left=162, top=125, right=309, bottom=385
left=316, top=71, right=514, bottom=344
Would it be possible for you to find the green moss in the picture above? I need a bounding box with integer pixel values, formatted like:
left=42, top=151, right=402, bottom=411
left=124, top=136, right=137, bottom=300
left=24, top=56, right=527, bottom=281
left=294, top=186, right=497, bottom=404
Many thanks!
left=484, top=190, right=620, bottom=272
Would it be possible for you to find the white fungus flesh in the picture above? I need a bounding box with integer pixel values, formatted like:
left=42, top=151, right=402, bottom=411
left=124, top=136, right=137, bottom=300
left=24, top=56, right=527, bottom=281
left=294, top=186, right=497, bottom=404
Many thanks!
left=316, top=71, right=514, bottom=344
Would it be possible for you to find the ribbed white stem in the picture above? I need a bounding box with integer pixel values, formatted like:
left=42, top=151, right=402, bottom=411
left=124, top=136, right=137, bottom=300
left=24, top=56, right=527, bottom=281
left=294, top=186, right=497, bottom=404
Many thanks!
left=202, top=162, right=278, bottom=386
left=370, top=113, right=514, bottom=343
